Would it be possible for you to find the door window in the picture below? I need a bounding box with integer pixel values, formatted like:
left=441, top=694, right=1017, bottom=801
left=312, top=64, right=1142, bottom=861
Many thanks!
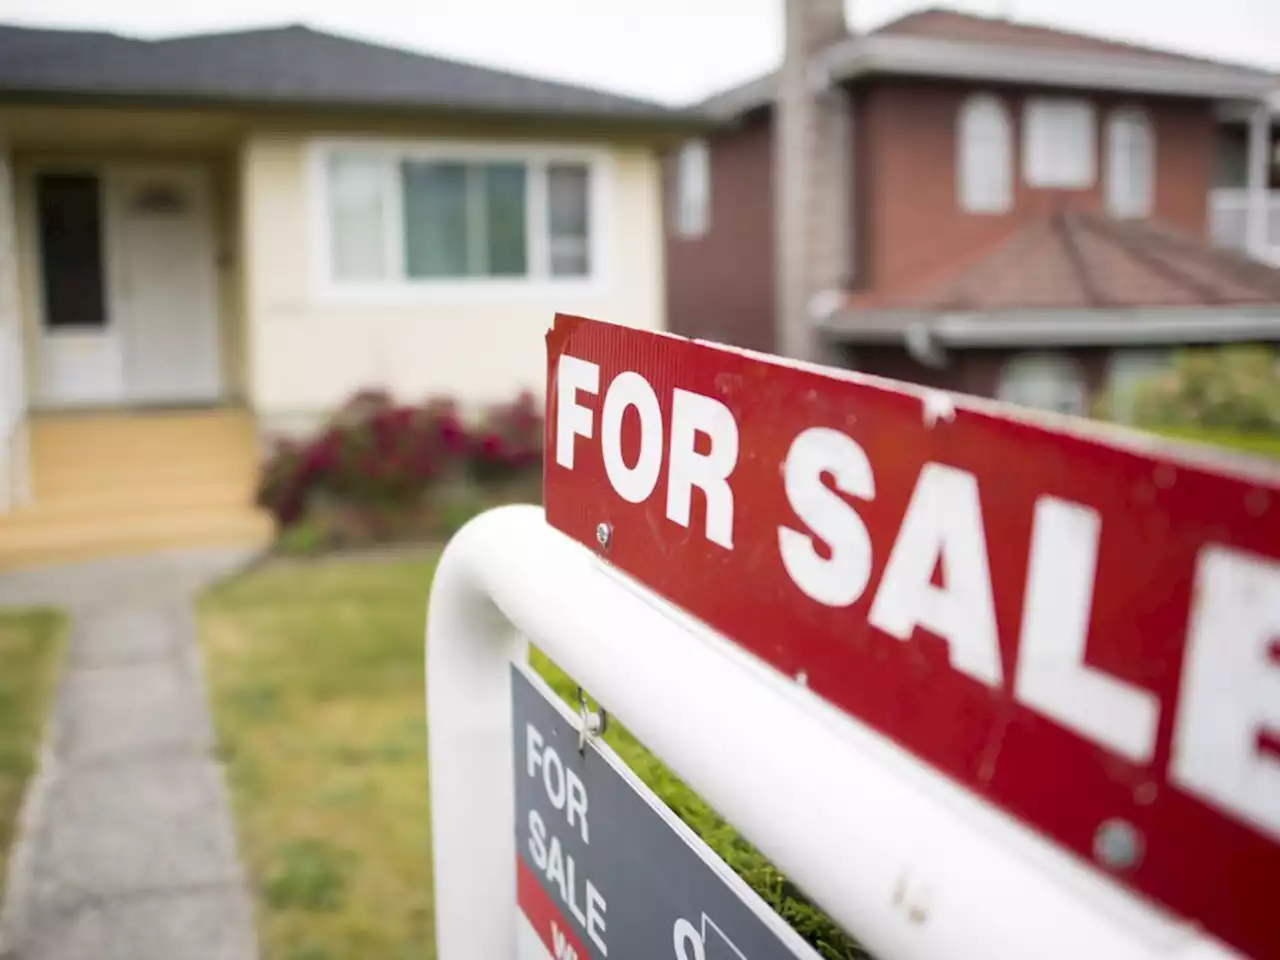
left=35, top=173, right=107, bottom=330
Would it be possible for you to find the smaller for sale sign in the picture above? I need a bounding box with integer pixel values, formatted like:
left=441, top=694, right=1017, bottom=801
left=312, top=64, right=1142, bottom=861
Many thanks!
left=512, top=665, right=820, bottom=960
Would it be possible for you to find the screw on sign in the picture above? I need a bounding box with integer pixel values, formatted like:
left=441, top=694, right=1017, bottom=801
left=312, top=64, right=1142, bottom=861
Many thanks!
left=542, top=313, right=1280, bottom=960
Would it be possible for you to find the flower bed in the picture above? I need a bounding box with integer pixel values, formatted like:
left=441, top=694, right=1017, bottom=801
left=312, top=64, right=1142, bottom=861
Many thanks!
left=256, top=389, right=543, bottom=553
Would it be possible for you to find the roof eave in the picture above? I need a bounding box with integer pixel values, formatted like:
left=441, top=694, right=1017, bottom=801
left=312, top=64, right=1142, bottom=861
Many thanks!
left=820, top=306, right=1280, bottom=348
left=0, top=86, right=715, bottom=134
left=709, top=35, right=1277, bottom=119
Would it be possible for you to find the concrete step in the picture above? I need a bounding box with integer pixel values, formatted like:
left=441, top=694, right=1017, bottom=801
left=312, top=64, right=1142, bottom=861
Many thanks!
left=0, top=481, right=257, bottom=527
left=0, top=507, right=275, bottom=571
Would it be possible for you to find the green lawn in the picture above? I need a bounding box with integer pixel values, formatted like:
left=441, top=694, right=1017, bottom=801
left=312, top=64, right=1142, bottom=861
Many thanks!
left=0, top=608, right=66, bottom=895
left=198, top=552, right=865, bottom=960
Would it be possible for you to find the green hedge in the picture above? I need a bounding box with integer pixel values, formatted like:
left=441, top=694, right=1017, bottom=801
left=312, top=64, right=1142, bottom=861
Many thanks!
left=528, top=648, right=871, bottom=960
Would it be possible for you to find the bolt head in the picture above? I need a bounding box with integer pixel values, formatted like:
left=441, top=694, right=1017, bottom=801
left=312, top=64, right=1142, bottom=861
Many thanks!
left=595, top=522, right=612, bottom=549
left=1093, top=818, right=1143, bottom=870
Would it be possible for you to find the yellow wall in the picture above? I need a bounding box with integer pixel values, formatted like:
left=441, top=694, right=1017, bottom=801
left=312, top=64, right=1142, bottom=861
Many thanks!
left=240, top=129, right=668, bottom=430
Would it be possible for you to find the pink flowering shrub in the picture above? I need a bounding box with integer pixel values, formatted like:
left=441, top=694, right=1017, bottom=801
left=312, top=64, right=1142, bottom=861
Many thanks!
left=256, top=388, right=542, bottom=533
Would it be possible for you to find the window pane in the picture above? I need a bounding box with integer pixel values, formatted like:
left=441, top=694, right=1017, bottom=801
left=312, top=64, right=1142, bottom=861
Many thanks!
left=484, top=163, right=527, bottom=277
left=1023, top=98, right=1096, bottom=189
left=327, top=154, right=386, bottom=281
left=403, top=161, right=469, bottom=278
left=958, top=95, right=1012, bottom=213
left=1106, top=110, right=1154, bottom=219
left=548, top=162, right=590, bottom=277
left=674, top=140, right=710, bottom=236
left=997, top=353, right=1087, bottom=415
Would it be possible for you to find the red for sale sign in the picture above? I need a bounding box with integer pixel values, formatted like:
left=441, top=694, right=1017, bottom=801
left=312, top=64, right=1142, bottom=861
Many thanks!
left=542, top=314, right=1280, bottom=960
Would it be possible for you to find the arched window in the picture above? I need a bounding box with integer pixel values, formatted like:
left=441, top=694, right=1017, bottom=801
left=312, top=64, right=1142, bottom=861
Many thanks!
left=672, top=139, right=710, bottom=237
left=1106, top=108, right=1155, bottom=219
left=957, top=94, right=1012, bottom=214
left=996, top=352, right=1088, bottom=416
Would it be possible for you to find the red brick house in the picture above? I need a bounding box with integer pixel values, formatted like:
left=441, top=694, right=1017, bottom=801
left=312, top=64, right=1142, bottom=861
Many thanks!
left=664, top=5, right=1280, bottom=420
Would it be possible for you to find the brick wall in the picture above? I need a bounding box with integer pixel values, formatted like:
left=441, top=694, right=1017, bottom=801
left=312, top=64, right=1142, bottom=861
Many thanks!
left=855, top=79, right=1218, bottom=290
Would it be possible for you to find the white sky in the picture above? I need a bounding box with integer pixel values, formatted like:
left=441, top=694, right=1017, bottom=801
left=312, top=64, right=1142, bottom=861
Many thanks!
left=1, top=0, right=1276, bottom=106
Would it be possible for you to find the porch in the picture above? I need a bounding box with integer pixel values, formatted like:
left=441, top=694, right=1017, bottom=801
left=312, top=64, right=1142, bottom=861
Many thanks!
left=0, top=106, right=271, bottom=568
left=0, top=409, right=271, bottom=569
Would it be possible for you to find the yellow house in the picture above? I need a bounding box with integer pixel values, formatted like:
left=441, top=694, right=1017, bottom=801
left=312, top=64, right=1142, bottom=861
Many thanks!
left=0, top=23, right=702, bottom=569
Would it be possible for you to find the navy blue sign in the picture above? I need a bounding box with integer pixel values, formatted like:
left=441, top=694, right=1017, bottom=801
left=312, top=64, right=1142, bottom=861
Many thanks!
left=512, top=665, right=819, bottom=960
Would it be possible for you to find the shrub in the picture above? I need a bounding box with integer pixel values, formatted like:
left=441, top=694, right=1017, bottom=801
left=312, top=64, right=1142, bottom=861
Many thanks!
left=256, top=388, right=543, bottom=537
left=468, top=390, right=543, bottom=486
left=1131, top=346, right=1280, bottom=431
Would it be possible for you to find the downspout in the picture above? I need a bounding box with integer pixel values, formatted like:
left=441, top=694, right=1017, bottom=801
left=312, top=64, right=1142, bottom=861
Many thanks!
left=905, top=319, right=949, bottom=369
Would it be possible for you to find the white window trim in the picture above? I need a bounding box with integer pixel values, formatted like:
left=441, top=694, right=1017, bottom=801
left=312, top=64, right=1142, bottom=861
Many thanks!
left=957, top=93, right=1013, bottom=214
left=1022, top=97, right=1097, bottom=190
left=1105, top=106, right=1155, bottom=220
left=308, top=137, right=614, bottom=303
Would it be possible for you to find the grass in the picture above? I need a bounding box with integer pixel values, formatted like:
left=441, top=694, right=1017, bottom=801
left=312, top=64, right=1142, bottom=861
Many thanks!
left=0, top=608, right=66, bottom=895
left=1147, top=425, right=1280, bottom=461
left=199, top=551, right=866, bottom=960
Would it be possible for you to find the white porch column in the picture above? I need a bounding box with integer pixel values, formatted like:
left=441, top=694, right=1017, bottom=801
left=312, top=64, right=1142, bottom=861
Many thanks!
left=0, top=134, right=30, bottom=512
left=1245, top=102, right=1271, bottom=259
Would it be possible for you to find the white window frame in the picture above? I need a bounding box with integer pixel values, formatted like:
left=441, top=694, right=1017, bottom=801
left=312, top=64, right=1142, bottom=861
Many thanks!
left=1105, top=107, right=1155, bottom=219
left=957, top=93, right=1013, bottom=214
left=996, top=351, right=1088, bottom=416
left=1022, top=97, right=1097, bottom=190
left=309, top=138, right=613, bottom=303
left=673, top=139, right=710, bottom=237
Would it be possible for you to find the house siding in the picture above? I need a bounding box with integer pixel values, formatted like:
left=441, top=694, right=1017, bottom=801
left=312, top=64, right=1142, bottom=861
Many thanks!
left=240, top=128, right=667, bottom=434
left=857, top=79, right=1218, bottom=290
left=663, top=111, right=776, bottom=352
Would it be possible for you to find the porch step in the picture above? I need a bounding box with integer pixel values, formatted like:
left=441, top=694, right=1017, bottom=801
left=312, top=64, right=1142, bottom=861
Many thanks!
left=0, top=408, right=272, bottom=570
left=0, top=508, right=274, bottom=571
left=0, top=481, right=257, bottom=527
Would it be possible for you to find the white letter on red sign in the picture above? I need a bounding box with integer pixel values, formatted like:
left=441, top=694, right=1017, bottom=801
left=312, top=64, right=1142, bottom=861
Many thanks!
left=1171, top=545, right=1280, bottom=841
left=868, top=463, right=1002, bottom=687
left=778, top=427, right=876, bottom=607
left=556, top=356, right=599, bottom=469
left=1015, top=497, right=1159, bottom=764
left=666, top=389, right=739, bottom=550
left=601, top=372, right=664, bottom=503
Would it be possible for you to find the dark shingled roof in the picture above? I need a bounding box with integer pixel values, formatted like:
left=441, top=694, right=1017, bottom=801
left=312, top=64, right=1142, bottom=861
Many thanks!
left=0, top=23, right=696, bottom=121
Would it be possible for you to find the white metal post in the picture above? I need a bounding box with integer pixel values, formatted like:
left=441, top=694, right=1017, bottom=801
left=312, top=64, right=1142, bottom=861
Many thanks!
left=1245, top=102, right=1271, bottom=260
left=425, top=506, right=1247, bottom=960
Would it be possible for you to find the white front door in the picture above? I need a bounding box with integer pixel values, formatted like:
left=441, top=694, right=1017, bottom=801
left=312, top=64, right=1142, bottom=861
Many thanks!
left=110, top=166, right=222, bottom=404
left=35, top=164, right=222, bottom=407
left=35, top=170, right=125, bottom=406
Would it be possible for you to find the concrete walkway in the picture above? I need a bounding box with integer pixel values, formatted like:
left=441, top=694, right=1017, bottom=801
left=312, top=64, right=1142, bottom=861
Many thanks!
left=0, top=548, right=260, bottom=960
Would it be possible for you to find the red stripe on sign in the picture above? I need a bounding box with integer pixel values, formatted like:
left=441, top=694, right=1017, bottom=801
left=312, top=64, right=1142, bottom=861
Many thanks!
left=517, top=856, right=590, bottom=960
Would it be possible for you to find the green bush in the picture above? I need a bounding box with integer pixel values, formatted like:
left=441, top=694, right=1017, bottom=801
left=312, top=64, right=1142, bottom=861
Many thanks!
left=1131, top=346, right=1280, bottom=431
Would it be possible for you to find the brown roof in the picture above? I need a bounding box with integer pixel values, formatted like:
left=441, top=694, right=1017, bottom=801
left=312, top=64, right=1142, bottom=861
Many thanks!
left=872, top=8, right=1255, bottom=73
left=842, top=212, right=1280, bottom=314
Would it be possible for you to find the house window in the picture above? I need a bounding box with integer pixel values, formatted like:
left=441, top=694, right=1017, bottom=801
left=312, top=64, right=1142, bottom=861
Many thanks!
left=1105, top=108, right=1155, bottom=219
left=326, top=153, right=389, bottom=281
left=673, top=139, right=710, bottom=237
left=1023, top=98, right=1096, bottom=190
left=1106, top=349, right=1169, bottom=423
left=996, top=352, right=1088, bottom=415
left=320, top=144, right=600, bottom=290
left=957, top=94, right=1012, bottom=213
